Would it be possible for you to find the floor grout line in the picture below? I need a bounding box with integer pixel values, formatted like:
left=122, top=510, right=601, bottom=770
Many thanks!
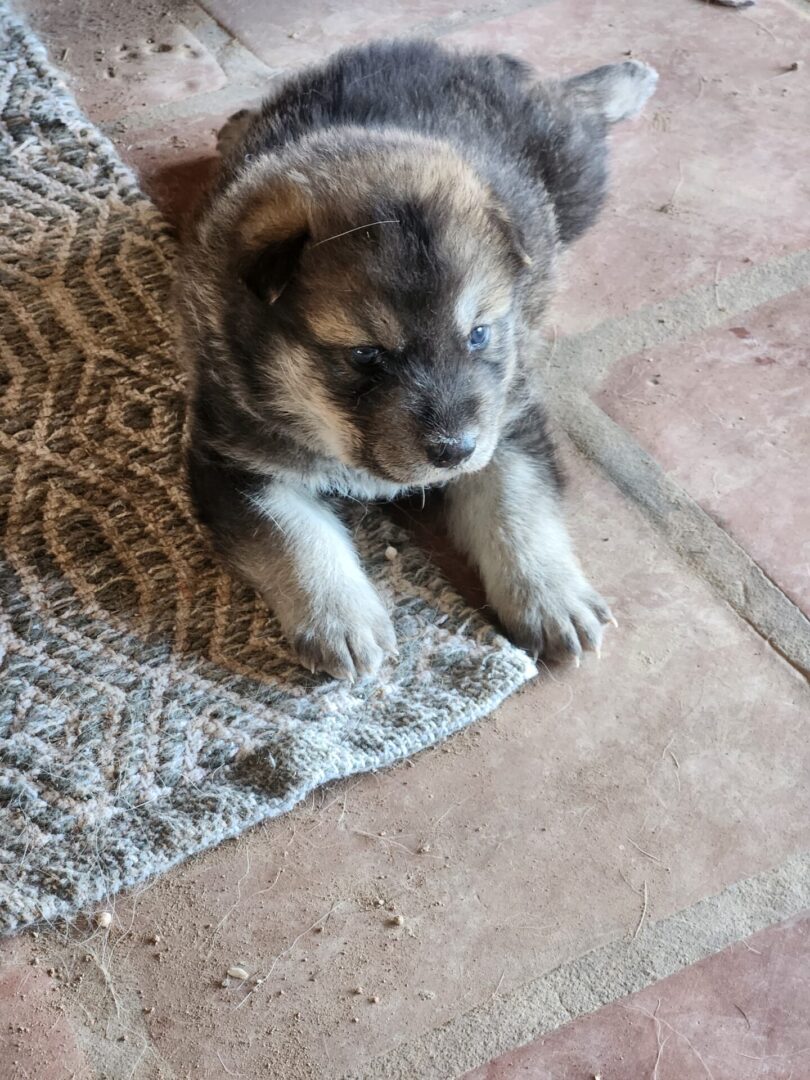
left=344, top=852, right=810, bottom=1080
left=544, top=249, right=810, bottom=393
left=552, top=390, right=810, bottom=680
left=98, top=0, right=559, bottom=136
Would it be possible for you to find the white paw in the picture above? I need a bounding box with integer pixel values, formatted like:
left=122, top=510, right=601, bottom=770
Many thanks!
left=494, top=571, right=615, bottom=666
left=284, top=581, right=397, bottom=681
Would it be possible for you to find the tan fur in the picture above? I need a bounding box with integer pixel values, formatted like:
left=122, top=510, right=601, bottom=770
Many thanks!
left=180, top=44, right=658, bottom=677
left=271, top=343, right=359, bottom=462
left=303, top=298, right=403, bottom=352
left=237, top=180, right=311, bottom=252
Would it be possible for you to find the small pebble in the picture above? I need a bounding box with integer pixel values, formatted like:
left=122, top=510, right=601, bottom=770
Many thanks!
left=227, top=965, right=250, bottom=980
left=352, top=986, right=364, bottom=995
left=384, top=546, right=398, bottom=562
left=418, top=844, right=431, bottom=854
left=95, top=911, right=113, bottom=929
left=369, top=995, right=380, bottom=1004
left=388, top=915, right=404, bottom=927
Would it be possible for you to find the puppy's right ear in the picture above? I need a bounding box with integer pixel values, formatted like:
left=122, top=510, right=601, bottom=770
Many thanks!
left=237, top=182, right=310, bottom=303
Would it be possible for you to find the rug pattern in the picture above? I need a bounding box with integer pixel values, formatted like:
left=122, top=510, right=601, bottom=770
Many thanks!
left=0, top=9, right=535, bottom=933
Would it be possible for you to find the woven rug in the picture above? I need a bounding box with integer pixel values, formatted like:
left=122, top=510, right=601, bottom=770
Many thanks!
left=0, top=9, right=536, bottom=934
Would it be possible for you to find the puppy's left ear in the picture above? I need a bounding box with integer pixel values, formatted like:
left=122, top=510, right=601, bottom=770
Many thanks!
left=489, top=203, right=533, bottom=273
left=236, top=180, right=311, bottom=303
left=241, top=231, right=309, bottom=303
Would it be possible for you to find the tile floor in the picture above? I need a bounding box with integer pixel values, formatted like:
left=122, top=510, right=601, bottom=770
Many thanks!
left=3, top=0, right=810, bottom=1077
left=465, top=911, right=810, bottom=1080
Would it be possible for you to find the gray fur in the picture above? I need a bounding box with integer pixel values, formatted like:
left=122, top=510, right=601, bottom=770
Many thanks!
left=446, top=446, right=615, bottom=663
left=179, top=40, right=657, bottom=677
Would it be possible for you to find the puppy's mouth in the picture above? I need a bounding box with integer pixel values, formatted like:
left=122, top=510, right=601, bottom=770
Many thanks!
left=367, top=441, right=495, bottom=487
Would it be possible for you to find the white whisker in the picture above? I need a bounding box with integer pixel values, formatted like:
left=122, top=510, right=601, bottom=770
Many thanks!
left=310, top=219, right=400, bottom=249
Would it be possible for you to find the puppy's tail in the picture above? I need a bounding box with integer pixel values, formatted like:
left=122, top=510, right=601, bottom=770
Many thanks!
left=561, top=59, right=659, bottom=124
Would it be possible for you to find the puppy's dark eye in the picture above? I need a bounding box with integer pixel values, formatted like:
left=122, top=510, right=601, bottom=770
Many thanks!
left=468, top=325, right=491, bottom=351
left=351, top=345, right=383, bottom=366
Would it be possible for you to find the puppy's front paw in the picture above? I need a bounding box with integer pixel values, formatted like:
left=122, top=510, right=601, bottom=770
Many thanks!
left=495, top=571, right=615, bottom=666
left=285, top=584, right=397, bottom=681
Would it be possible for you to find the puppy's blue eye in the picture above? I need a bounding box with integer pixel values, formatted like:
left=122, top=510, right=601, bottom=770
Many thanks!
left=468, top=325, right=490, bottom=350
left=351, top=346, right=383, bottom=365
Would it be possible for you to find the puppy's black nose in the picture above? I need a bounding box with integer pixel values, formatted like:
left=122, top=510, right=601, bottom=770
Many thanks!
left=426, top=433, right=477, bottom=468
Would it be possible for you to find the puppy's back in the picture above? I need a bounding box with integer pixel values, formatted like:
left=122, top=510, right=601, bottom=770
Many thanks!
left=234, top=41, right=534, bottom=158
left=220, top=40, right=613, bottom=247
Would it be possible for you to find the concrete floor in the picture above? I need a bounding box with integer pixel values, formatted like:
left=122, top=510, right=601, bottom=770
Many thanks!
left=2, top=0, right=810, bottom=1077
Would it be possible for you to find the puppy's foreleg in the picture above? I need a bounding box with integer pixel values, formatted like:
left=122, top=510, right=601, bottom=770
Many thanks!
left=191, top=460, right=396, bottom=680
left=445, top=440, right=613, bottom=664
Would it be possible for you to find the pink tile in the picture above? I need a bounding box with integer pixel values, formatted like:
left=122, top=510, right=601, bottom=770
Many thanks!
left=448, top=0, right=810, bottom=334
left=116, top=112, right=229, bottom=230
left=464, top=911, right=810, bottom=1080
left=597, top=290, right=810, bottom=615
left=21, top=1, right=227, bottom=121
left=118, top=92, right=270, bottom=229
left=137, top=152, right=222, bottom=233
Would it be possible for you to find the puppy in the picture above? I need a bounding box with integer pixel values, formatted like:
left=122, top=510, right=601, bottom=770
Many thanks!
left=178, top=39, right=657, bottom=680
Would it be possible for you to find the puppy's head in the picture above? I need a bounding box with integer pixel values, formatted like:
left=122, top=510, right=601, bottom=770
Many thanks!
left=197, top=130, right=553, bottom=485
